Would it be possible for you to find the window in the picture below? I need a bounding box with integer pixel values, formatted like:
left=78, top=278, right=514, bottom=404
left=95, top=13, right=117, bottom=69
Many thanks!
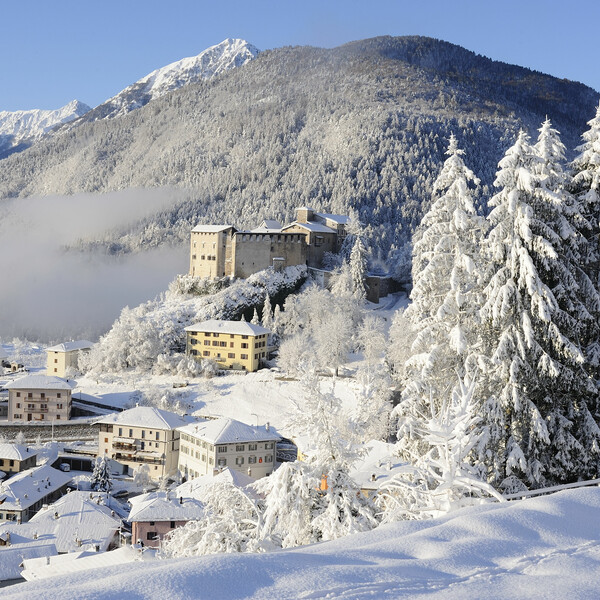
left=265, top=443, right=274, bottom=450
left=217, top=458, right=227, bottom=467
left=57, top=403, right=63, bottom=409
left=220, top=341, right=227, bottom=347
left=236, top=444, right=245, bottom=452
left=262, top=352, right=265, bottom=358
left=28, top=393, right=32, bottom=398
left=248, top=443, right=257, bottom=451
left=203, top=351, right=210, bottom=357
left=242, top=335, right=248, bottom=340
left=241, top=343, right=248, bottom=349
left=218, top=446, right=227, bottom=453
left=142, top=430, right=145, bottom=439
left=40, top=393, right=45, bottom=399
left=212, top=341, right=219, bottom=346
left=56, top=415, right=60, bottom=420
left=236, top=457, right=244, bottom=465
left=230, top=342, right=234, bottom=348
left=147, top=532, right=158, bottom=541
left=265, top=455, right=273, bottom=463
left=16, top=403, right=20, bottom=408
left=230, top=334, right=234, bottom=338
left=241, top=354, right=248, bottom=360
left=209, top=457, right=214, bottom=465
left=54, top=368, right=57, bottom=372
left=191, top=338, right=197, bottom=345
left=16, top=392, right=20, bottom=397
left=191, top=349, right=198, bottom=356
left=228, top=353, right=235, bottom=359
left=201, top=454, right=206, bottom=462
left=170, top=521, right=176, bottom=529
left=156, top=432, right=160, bottom=440
left=204, top=332, right=211, bottom=337
left=118, top=428, right=123, bottom=436
left=204, top=340, right=210, bottom=346
left=255, top=354, right=259, bottom=360
left=54, top=359, right=58, bottom=363
left=57, top=393, right=61, bottom=398
left=213, top=333, right=220, bottom=338
left=129, top=429, right=133, bottom=437
left=248, top=456, right=257, bottom=464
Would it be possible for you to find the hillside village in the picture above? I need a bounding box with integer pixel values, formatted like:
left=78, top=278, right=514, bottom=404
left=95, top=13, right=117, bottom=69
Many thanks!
left=2, top=20, right=600, bottom=597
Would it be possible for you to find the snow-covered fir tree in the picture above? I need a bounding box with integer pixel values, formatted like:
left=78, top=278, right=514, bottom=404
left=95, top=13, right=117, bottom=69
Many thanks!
left=91, top=455, right=113, bottom=492
left=349, top=235, right=369, bottom=299
left=479, top=129, right=596, bottom=487
left=396, top=134, right=485, bottom=461
left=251, top=308, right=260, bottom=325
left=571, top=102, right=600, bottom=291
left=261, top=294, right=273, bottom=331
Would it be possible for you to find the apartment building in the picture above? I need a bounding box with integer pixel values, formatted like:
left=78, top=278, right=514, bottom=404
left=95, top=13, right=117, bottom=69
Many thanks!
left=184, top=319, right=270, bottom=372
left=178, top=417, right=280, bottom=480
left=5, top=375, right=74, bottom=422
left=97, top=406, right=189, bottom=480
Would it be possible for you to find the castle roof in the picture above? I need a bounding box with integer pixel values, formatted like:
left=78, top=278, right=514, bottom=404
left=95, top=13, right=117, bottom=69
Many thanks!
left=191, top=224, right=235, bottom=233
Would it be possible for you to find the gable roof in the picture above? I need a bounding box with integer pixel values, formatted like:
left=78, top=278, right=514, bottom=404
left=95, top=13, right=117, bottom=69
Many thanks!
left=178, top=417, right=280, bottom=445
left=0, top=443, right=37, bottom=462
left=128, top=490, right=204, bottom=522
left=96, top=406, right=190, bottom=430
left=282, top=221, right=336, bottom=234
left=3, top=375, right=75, bottom=391
left=0, top=465, right=72, bottom=512
left=45, top=340, right=93, bottom=353
left=315, top=212, right=349, bottom=225
left=184, top=319, right=270, bottom=336
left=191, top=224, right=235, bottom=233
left=176, top=467, right=255, bottom=497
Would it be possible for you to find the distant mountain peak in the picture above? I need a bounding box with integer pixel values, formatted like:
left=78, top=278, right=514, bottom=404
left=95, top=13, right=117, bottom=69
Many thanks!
left=80, top=38, right=260, bottom=122
left=0, top=99, right=91, bottom=158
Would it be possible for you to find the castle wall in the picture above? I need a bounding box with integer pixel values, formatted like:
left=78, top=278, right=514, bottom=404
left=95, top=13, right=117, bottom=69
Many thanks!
left=232, top=233, right=306, bottom=278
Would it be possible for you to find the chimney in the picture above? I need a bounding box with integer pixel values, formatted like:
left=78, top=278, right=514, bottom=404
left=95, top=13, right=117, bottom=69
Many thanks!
left=266, top=422, right=270, bottom=432
left=179, top=496, right=183, bottom=505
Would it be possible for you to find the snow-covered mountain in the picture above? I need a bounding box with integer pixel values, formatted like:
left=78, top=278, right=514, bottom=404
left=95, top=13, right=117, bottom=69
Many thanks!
left=0, top=99, right=90, bottom=158
left=75, top=38, right=260, bottom=123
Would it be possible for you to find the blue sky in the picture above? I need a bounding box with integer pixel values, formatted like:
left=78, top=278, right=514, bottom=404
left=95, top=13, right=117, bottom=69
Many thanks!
left=2, top=0, right=599, bottom=112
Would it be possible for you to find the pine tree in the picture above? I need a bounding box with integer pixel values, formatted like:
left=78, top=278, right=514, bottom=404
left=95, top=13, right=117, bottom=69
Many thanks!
left=91, top=455, right=113, bottom=492
left=397, top=134, right=485, bottom=461
left=251, top=308, right=260, bottom=325
left=349, top=235, right=368, bottom=299
left=261, top=294, right=273, bottom=331
left=479, top=130, right=593, bottom=487
left=571, top=102, right=600, bottom=290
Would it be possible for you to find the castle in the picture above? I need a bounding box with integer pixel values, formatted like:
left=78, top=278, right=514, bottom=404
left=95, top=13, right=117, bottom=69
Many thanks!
left=189, top=207, right=349, bottom=279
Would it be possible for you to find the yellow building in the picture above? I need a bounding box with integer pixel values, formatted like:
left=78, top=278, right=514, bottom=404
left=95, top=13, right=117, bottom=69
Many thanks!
left=46, top=340, right=93, bottom=377
left=184, top=320, right=270, bottom=372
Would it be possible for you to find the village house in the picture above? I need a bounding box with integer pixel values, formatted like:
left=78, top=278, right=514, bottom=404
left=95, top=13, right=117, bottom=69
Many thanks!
left=184, top=319, right=270, bottom=372
left=177, top=417, right=280, bottom=480
left=128, top=490, right=204, bottom=548
left=0, top=443, right=37, bottom=476
left=97, top=406, right=189, bottom=480
left=188, top=207, right=348, bottom=279
left=0, top=491, right=121, bottom=553
left=45, top=340, right=93, bottom=377
left=5, top=374, right=75, bottom=422
left=0, top=464, right=72, bottom=523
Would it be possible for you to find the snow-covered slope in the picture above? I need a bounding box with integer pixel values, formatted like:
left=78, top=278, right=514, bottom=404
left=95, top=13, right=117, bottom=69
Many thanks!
left=76, top=38, right=259, bottom=123
left=0, top=99, right=90, bottom=157
left=4, top=487, right=600, bottom=599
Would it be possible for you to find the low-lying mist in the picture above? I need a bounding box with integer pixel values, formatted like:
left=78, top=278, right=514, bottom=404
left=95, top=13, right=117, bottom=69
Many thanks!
left=0, top=188, right=191, bottom=342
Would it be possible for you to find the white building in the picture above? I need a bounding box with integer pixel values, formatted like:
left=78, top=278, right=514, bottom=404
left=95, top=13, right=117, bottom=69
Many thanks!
left=0, top=443, right=38, bottom=476
left=97, top=406, right=189, bottom=480
left=46, top=340, right=93, bottom=377
left=178, top=418, right=280, bottom=480
left=0, top=464, right=72, bottom=522
left=5, top=375, right=75, bottom=422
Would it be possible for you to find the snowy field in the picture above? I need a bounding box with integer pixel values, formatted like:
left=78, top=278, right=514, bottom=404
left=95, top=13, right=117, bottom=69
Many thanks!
left=4, top=487, right=600, bottom=599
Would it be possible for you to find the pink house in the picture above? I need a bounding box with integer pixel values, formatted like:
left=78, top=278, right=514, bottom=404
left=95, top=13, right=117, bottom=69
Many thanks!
left=127, top=491, right=204, bottom=548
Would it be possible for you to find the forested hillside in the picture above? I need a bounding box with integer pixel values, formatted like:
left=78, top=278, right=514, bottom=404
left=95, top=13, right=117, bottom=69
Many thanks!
left=0, top=36, right=597, bottom=278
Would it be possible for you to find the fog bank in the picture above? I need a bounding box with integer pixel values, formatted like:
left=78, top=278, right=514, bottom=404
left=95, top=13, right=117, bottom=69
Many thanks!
left=0, top=188, right=189, bottom=341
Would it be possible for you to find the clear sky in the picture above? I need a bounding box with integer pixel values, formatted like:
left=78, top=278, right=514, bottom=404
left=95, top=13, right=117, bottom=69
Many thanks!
left=2, top=0, right=599, bottom=112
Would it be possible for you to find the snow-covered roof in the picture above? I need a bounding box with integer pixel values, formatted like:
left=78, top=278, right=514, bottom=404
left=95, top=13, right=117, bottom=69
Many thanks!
left=184, top=319, right=270, bottom=336
left=191, top=224, right=235, bottom=233
left=178, top=417, right=280, bottom=445
left=0, top=541, right=57, bottom=582
left=315, top=212, right=349, bottom=225
left=3, top=375, right=75, bottom=391
left=96, top=406, right=190, bottom=430
left=21, top=545, right=156, bottom=581
left=128, top=490, right=204, bottom=522
left=0, top=443, right=37, bottom=462
left=45, top=340, right=93, bottom=353
left=25, top=491, right=121, bottom=553
left=176, top=467, right=255, bottom=497
left=251, top=219, right=283, bottom=233
left=282, top=221, right=337, bottom=234
left=0, top=465, right=72, bottom=512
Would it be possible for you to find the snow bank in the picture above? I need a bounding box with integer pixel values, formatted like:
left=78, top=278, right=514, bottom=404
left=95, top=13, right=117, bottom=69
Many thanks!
left=4, top=487, right=600, bottom=599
